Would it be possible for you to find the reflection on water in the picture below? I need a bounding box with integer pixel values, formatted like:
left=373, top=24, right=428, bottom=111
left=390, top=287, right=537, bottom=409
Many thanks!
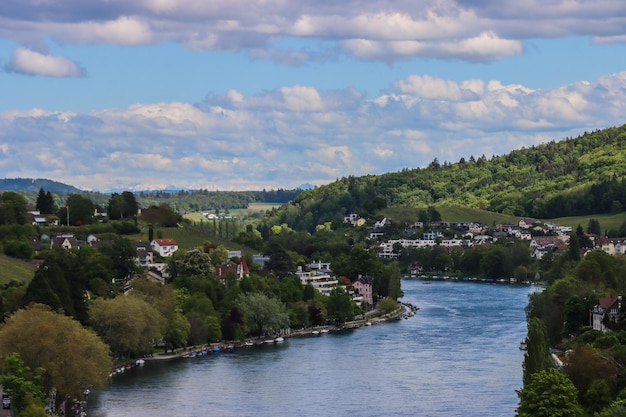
left=88, top=280, right=537, bottom=417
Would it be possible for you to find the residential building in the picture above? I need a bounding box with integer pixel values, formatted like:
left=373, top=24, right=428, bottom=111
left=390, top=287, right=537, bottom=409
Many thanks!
left=295, top=267, right=338, bottom=296
left=133, top=241, right=154, bottom=267
left=50, top=233, right=82, bottom=250
left=352, top=275, right=373, bottom=305
left=215, top=257, right=250, bottom=280
left=591, top=295, right=622, bottom=332
left=151, top=238, right=178, bottom=257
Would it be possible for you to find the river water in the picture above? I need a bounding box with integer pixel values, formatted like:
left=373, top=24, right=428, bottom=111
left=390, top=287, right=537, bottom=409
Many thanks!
left=87, top=279, right=538, bottom=417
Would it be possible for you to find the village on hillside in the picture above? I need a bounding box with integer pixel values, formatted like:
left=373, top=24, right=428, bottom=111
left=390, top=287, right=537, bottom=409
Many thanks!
left=26, top=207, right=626, bottom=331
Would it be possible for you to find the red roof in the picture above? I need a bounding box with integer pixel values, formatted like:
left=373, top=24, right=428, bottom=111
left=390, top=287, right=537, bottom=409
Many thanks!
left=599, top=295, right=620, bottom=310
left=154, top=238, right=177, bottom=245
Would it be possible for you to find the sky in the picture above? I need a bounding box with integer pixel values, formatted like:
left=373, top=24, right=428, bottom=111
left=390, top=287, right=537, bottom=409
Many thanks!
left=1, top=1, right=626, bottom=192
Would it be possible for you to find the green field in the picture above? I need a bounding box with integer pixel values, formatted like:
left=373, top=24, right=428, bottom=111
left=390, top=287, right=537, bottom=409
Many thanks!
left=550, top=211, right=626, bottom=232
left=381, top=206, right=520, bottom=226
left=0, top=255, right=35, bottom=286
left=383, top=206, right=626, bottom=233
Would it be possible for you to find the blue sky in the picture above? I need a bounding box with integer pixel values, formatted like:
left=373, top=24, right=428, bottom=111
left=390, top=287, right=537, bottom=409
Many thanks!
left=1, top=1, right=626, bottom=192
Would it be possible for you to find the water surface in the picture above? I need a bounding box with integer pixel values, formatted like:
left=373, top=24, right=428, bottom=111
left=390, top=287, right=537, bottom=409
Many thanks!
left=88, top=279, right=537, bottom=417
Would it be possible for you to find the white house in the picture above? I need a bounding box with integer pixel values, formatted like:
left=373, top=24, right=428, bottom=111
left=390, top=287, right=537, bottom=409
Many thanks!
left=591, top=295, right=622, bottom=332
left=151, top=238, right=178, bottom=257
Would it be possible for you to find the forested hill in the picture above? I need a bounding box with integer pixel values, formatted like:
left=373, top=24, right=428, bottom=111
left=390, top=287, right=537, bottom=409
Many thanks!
left=0, top=178, right=81, bottom=194
left=266, top=124, right=626, bottom=230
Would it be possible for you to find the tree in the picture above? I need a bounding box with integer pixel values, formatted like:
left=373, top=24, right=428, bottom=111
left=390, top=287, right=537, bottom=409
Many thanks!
left=107, top=192, right=139, bottom=220
left=0, top=304, right=112, bottom=404
left=163, top=311, right=191, bottom=352
left=588, top=218, right=602, bottom=236
left=326, top=287, right=354, bottom=324
left=140, top=203, right=181, bottom=227
left=585, top=378, right=612, bottom=415
left=595, top=399, right=626, bottom=417
left=98, top=236, right=137, bottom=280
left=0, top=352, right=46, bottom=413
left=522, top=317, right=553, bottom=386
left=0, top=192, right=28, bottom=225
left=168, top=249, right=214, bottom=282
left=89, top=295, right=166, bottom=358
left=377, top=297, right=398, bottom=314
left=516, top=368, right=582, bottom=417
left=63, top=194, right=94, bottom=225
left=35, top=188, right=55, bottom=214
left=236, top=293, right=289, bottom=337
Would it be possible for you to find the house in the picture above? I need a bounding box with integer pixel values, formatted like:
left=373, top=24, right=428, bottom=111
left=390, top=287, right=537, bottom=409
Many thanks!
left=591, top=295, right=622, bottom=332
left=146, top=267, right=166, bottom=285
left=528, top=237, right=558, bottom=259
left=151, top=238, right=178, bottom=257
left=596, top=238, right=626, bottom=256
left=215, top=257, right=250, bottom=280
left=423, top=230, right=443, bottom=240
left=295, top=267, right=338, bottom=296
left=50, top=234, right=82, bottom=250
left=373, top=218, right=389, bottom=229
left=134, top=241, right=154, bottom=267
left=518, top=218, right=536, bottom=229
left=352, top=275, right=373, bottom=305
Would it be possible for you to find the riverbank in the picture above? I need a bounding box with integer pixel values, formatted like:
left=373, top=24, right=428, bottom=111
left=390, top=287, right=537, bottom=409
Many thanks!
left=111, top=302, right=413, bottom=374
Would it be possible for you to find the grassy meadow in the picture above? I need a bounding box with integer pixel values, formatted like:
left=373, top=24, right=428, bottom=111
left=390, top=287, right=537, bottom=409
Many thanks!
left=0, top=255, right=35, bottom=286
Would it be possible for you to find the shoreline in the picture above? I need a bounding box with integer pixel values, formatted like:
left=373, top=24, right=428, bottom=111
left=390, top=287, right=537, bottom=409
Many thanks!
left=111, top=303, right=414, bottom=373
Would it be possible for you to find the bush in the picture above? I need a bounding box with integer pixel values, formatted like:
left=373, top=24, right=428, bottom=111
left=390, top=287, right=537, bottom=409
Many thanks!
left=594, top=334, right=621, bottom=350
left=3, top=239, right=34, bottom=261
left=577, top=329, right=604, bottom=344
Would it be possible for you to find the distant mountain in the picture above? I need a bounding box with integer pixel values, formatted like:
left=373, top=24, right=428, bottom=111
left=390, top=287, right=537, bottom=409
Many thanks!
left=0, top=178, right=82, bottom=194
left=297, top=183, right=315, bottom=190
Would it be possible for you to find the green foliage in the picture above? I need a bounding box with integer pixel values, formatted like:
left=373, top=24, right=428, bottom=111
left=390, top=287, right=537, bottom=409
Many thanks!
left=585, top=379, right=613, bottom=415
left=141, top=203, right=182, bottom=227
left=595, top=399, right=626, bottom=417
left=107, top=191, right=139, bottom=220
left=89, top=294, right=166, bottom=358
left=236, top=292, right=289, bottom=337
left=517, top=368, right=583, bottom=417
left=522, top=318, right=554, bottom=386
left=0, top=303, right=113, bottom=401
left=264, top=125, right=626, bottom=231
left=377, top=297, right=398, bottom=314
left=0, top=352, right=46, bottom=413
left=0, top=192, right=28, bottom=225
left=64, top=193, right=95, bottom=225
left=326, top=287, right=355, bottom=324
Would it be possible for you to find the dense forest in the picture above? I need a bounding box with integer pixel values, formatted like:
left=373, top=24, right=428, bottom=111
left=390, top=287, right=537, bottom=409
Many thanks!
left=264, top=124, right=626, bottom=232
left=2, top=184, right=303, bottom=214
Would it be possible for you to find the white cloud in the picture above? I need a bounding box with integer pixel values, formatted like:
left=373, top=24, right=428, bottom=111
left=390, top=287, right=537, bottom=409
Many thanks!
left=374, top=147, right=394, bottom=158
left=1, top=0, right=625, bottom=64
left=5, top=47, right=84, bottom=77
left=2, top=71, right=626, bottom=190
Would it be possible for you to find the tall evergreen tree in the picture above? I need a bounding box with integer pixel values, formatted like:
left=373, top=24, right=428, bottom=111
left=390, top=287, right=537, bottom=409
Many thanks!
left=522, top=317, right=554, bottom=386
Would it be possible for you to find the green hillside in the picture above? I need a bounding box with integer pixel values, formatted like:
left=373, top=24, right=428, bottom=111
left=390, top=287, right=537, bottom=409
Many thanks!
left=0, top=255, right=35, bottom=286
left=263, top=124, right=626, bottom=232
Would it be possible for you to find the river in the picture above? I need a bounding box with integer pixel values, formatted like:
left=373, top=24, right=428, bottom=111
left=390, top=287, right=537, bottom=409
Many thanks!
left=87, top=279, right=538, bottom=417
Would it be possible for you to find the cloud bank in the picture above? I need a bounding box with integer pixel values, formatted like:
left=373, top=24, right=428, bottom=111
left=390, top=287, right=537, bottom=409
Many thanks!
left=1, top=72, right=624, bottom=191
left=1, top=0, right=626, bottom=70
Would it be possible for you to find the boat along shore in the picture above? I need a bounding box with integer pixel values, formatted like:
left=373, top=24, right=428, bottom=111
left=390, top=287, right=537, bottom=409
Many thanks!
left=110, top=303, right=415, bottom=375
